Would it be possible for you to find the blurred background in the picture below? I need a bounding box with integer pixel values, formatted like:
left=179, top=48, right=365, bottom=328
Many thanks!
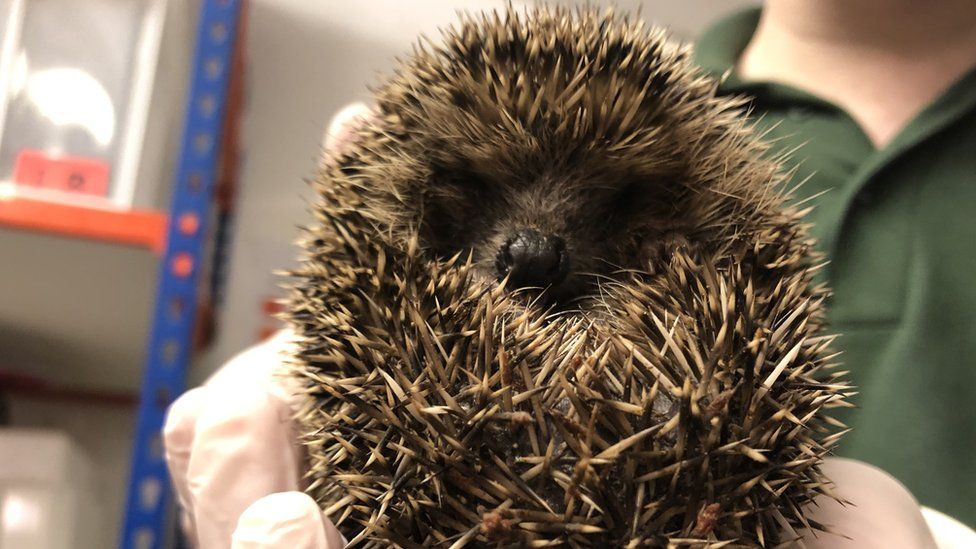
left=0, top=1, right=757, bottom=548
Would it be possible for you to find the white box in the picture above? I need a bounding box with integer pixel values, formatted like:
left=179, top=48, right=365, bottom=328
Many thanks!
left=0, top=429, right=97, bottom=549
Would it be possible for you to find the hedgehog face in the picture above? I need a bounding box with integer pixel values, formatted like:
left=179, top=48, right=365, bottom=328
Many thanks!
left=351, top=12, right=720, bottom=311
left=341, top=9, right=772, bottom=315
left=417, top=160, right=686, bottom=307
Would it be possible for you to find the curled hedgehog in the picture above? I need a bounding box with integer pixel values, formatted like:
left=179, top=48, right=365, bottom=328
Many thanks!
left=286, top=5, right=851, bottom=547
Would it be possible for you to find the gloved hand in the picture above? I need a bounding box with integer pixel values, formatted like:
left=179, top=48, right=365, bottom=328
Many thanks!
left=163, top=330, right=345, bottom=548
left=163, top=104, right=372, bottom=548
left=797, top=457, right=938, bottom=548
left=231, top=492, right=345, bottom=549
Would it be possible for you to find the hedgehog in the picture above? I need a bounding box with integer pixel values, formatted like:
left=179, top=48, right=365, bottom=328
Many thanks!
left=285, top=5, right=851, bottom=548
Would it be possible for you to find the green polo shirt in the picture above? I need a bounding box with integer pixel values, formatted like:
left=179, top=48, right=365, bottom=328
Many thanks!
left=695, top=8, right=976, bottom=525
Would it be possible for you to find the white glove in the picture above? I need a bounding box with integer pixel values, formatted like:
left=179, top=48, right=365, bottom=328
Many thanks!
left=164, top=330, right=345, bottom=548
left=231, top=492, right=345, bottom=549
left=163, top=103, right=371, bottom=548
left=796, top=457, right=938, bottom=548
left=921, top=506, right=976, bottom=549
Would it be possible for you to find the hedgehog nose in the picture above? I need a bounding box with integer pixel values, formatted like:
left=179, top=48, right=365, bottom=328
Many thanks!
left=496, top=229, right=569, bottom=288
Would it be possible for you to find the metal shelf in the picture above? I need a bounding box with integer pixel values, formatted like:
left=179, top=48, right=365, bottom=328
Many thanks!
left=120, top=1, right=244, bottom=548
left=0, top=197, right=167, bottom=253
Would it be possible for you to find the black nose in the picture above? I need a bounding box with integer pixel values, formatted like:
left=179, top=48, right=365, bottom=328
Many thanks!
left=496, top=229, right=569, bottom=288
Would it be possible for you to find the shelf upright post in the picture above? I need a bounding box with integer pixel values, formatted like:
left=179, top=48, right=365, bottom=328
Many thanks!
left=120, top=1, right=243, bottom=547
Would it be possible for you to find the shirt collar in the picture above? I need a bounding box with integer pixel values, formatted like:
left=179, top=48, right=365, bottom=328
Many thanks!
left=692, top=7, right=760, bottom=87
left=692, top=7, right=844, bottom=108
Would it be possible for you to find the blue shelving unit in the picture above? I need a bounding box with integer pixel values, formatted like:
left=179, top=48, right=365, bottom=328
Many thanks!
left=121, top=1, right=243, bottom=548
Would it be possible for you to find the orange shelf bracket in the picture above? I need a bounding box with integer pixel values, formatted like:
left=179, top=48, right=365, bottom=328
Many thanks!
left=0, top=197, right=168, bottom=253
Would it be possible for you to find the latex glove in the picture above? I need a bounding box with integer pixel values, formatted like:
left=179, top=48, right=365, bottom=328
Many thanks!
left=921, top=506, right=976, bottom=549
left=319, top=102, right=373, bottom=167
left=163, top=103, right=371, bottom=548
left=231, top=492, right=345, bottom=549
left=163, top=330, right=343, bottom=548
left=796, top=457, right=938, bottom=548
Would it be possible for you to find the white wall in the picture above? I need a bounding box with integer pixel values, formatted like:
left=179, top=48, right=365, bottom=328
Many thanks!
left=199, top=0, right=758, bottom=376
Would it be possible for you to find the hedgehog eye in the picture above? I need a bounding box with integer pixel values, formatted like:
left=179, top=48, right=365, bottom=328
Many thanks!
left=450, top=171, right=490, bottom=191
left=611, top=182, right=644, bottom=210
left=615, top=182, right=640, bottom=200
left=612, top=178, right=678, bottom=209
left=432, top=168, right=492, bottom=198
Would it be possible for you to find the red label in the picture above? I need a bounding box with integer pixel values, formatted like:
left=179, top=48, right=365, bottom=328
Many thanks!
left=13, top=150, right=111, bottom=197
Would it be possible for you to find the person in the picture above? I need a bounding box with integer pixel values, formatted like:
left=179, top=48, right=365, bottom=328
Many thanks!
left=694, top=0, right=976, bottom=527
left=165, top=0, right=976, bottom=545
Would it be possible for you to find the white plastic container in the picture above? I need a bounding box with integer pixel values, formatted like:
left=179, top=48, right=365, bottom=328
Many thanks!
left=0, top=0, right=192, bottom=210
left=0, top=429, right=97, bottom=549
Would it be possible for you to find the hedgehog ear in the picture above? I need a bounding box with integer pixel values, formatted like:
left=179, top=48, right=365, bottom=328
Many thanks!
left=320, top=102, right=374, bottom=164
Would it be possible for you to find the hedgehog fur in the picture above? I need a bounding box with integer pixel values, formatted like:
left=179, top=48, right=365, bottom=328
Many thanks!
left=286, top=5, right=850, bottom=547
